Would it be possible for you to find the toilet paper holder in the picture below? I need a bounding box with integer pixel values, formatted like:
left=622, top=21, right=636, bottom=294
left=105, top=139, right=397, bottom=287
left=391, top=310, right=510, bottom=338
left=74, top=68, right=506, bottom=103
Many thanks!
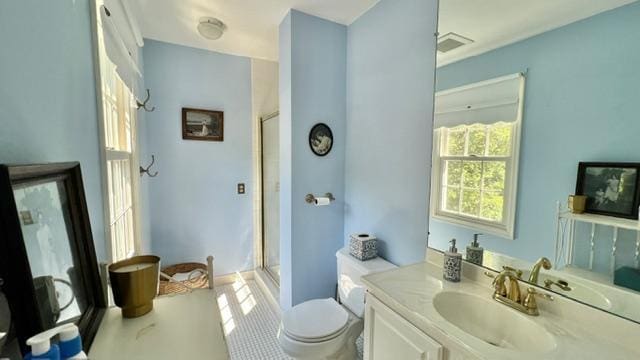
left=305, top=193, right=335, bottom=204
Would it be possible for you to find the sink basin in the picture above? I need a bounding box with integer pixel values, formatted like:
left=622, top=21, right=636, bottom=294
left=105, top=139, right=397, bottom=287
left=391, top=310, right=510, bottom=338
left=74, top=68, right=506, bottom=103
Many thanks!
left=521, top=270, right=612, bottom=310
left=433, top=291, right=557, bottom=353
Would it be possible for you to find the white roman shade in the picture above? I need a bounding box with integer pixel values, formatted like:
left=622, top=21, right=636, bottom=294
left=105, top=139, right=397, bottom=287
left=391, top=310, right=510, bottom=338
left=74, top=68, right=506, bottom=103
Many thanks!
left=100, top=0, right=144, bottom=98
left=434, top=73, right=525, bottom=129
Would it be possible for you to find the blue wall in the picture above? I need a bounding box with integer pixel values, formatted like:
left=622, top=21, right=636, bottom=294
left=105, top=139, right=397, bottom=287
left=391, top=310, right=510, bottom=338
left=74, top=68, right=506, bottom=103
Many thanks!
left=279, top=10, right=347, bottom=309
left=142, top=40, right=254, bottom=275
left=429, top=2, right=640, bottom=268
left=0, top=0, right=107, bottom=261
left=279, top=13, right=294, bottom=307
left=343, top=0, right=439, bottom=266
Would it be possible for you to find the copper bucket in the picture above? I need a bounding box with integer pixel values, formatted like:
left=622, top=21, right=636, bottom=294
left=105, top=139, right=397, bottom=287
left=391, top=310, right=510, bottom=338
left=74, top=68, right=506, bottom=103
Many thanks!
left=108, top=255, right=160, bottom=318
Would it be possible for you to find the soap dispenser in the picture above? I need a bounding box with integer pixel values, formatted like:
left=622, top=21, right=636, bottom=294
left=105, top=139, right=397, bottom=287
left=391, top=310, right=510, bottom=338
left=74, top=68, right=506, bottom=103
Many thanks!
left=466, top=233, right=484, bottom=266
left=59, top=324, right=87, bottom=359
left=24, top=331, right=60, bottom=360
left=443, top=239, right=462, bottom=282
left=24, top=324, right=87, bottom=360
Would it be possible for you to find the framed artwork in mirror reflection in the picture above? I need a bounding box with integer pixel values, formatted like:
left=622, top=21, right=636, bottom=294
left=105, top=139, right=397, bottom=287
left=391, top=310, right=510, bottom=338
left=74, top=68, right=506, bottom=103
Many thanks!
left=575, top=162, right=640, bottom=219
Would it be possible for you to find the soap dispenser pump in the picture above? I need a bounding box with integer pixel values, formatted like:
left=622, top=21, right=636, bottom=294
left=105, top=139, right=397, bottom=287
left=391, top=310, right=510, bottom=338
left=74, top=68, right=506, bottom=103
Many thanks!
left=466, top=233, right=484, bottom=266
left=443, top=239, right=462, bottom=282
left=24, top=324, right=87, bottom=360
left=25, top=330, right=61, bottom=360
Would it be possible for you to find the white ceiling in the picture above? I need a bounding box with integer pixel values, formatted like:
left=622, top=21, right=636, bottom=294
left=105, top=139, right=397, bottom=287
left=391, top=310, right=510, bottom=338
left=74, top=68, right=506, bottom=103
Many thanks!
left=437, top=0, right=637, bottom=66
left=131, top=0, right=380, bottom=61
left=131, top=0, right=636, bottom=63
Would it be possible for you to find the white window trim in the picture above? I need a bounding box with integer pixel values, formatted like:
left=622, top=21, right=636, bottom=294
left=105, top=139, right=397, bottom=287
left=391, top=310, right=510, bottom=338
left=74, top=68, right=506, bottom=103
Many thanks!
left=430, top=75, right=525, bottom=240
left=90, top=1, right=142, bottom=262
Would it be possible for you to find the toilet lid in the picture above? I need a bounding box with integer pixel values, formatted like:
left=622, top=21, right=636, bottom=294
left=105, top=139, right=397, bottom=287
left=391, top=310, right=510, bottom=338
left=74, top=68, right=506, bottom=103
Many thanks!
left=282, top=298, right=349, bottom=341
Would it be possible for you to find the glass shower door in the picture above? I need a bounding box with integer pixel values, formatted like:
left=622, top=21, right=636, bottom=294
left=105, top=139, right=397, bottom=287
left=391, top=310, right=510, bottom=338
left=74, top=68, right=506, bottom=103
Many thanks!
left=262, top=115, right=280, bottom=284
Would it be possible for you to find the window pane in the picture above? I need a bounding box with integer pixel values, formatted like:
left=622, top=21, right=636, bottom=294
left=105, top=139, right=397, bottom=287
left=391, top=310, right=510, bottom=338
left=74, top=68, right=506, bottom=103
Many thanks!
left=445, top=160, right=462, bottom=186
left=125, top=208, right=135, bottom=257
left=444, top=187, right=460, bottom=212
left=481, top=191, right=504, bottom=221
left=467, top=125, right=486, bottom=156
left=461, top=189, right=480, bottom=216
left=488, top=123, right=512, bottom=156
left=483, top=161, right=506, bottom=191
left=107, top=163, right=114, bottom=222
left=462, top=161, right=482, bottom=188
left=122, top=159, right=132, bottom=209
left=445, top=128, right=465, bottom=156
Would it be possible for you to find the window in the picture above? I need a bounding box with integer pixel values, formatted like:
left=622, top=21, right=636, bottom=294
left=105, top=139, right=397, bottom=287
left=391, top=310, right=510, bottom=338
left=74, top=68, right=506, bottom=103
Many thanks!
left=431, top=74, right=524, bottom=238
left=100, top=58, right=139, bottom=262
left=93, top=0, right=142, bottom=262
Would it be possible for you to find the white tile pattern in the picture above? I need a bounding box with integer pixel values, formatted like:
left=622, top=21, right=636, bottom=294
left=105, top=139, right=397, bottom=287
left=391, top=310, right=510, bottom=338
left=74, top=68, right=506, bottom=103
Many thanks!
left=216, top=279, right=290, bottom=359
left=216, top=279, right=364, bottom=360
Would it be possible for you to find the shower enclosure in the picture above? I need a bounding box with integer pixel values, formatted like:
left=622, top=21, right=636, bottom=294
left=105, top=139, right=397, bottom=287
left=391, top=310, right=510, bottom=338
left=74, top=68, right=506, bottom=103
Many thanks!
left=261, top=112, right=280, bottom=284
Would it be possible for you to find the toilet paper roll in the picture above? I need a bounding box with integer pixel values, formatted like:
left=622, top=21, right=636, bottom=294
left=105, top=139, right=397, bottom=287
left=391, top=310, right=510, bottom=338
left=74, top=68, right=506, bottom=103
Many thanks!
left=314, top=197, right=331, bottom=206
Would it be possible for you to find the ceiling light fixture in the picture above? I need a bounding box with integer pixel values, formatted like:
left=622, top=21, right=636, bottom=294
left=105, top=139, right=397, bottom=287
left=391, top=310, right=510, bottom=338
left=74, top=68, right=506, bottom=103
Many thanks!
left=197, top=17, right=226, bottom=40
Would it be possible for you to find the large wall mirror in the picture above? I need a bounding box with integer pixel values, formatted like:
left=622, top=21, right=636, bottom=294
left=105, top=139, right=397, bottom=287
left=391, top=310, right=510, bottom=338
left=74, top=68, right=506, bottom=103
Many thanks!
left=0, top=163, right=106, bottom=354
left=428, top=0, right=640, bottom=323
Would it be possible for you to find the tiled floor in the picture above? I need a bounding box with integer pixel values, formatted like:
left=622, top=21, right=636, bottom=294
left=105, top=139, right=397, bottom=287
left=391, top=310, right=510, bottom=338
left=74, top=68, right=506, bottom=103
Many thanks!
left=216, top=278, right=291, bottom=359
left=216, top=277, right=363, bottom=360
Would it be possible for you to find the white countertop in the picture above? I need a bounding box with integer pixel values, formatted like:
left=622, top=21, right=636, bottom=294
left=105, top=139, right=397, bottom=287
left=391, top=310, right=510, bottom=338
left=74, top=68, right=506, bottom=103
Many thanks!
left=362, top=260, right=640, bottom=360
left=89, top=289, right=229, bottom=360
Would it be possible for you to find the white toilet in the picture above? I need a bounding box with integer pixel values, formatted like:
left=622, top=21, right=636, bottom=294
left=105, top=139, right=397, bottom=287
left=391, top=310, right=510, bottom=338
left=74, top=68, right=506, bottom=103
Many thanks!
left=278, top=247, right=396, bottom=359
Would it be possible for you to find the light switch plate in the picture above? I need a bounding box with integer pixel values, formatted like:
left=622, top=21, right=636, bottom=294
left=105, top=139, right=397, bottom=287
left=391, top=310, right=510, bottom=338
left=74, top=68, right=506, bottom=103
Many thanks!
left=237, top=183, right=245, bottom=194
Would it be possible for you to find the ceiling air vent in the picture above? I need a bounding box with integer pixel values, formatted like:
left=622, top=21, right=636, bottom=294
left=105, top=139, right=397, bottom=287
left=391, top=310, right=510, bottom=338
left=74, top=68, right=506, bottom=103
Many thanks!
left=437, top=32, right=474, bottom=53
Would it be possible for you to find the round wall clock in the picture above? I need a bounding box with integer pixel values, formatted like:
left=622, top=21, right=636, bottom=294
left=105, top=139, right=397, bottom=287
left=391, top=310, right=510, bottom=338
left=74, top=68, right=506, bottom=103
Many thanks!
left=309, top=123, right=333, bottom=157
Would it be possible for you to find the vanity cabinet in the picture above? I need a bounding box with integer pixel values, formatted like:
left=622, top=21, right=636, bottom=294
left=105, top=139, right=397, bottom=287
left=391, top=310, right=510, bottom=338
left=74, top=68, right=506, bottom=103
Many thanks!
left=364, top=294, right=443, bottom=360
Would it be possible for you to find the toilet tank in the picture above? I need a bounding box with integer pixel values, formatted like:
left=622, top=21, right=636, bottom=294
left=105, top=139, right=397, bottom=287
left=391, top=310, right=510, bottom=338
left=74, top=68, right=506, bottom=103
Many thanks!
left=336, top=247, right=396, bottom=317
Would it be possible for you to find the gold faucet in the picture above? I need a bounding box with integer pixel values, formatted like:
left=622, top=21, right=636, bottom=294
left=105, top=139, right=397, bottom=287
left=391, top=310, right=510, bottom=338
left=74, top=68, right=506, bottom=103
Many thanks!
left=487, top=268, right=553, bottom=316
left=528, top=257, right=572, bottom=292
left=544, top=278, right=572, bottom=291
left=493, top=269, right=521, bottom=302
left=528, top=257, right=552, bottom=284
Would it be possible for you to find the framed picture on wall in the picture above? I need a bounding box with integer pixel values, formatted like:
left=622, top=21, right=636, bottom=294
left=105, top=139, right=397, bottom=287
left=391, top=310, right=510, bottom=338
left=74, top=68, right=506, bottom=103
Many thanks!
left=308, top=123, right=333, bottom=156
left=182, top=108, right=224, bottom=141
left=575, top=162, right=640, bottom=219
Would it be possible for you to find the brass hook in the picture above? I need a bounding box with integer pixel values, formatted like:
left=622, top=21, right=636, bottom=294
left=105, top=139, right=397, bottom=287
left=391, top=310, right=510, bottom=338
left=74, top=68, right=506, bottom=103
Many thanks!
left=136, top=89, right=155, bottom=112
left=140, top=155, right=158, bottom=177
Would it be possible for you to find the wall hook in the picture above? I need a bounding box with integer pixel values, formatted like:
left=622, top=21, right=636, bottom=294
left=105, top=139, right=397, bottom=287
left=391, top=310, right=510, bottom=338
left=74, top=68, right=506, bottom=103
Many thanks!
left=140, top=155, right=158, bottom=177
left=136, top=89, right=155, bottom=112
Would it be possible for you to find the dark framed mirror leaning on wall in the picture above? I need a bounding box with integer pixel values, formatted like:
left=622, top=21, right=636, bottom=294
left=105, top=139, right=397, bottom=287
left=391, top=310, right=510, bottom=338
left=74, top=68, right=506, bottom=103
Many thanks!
left=428, top=0, right=640, bottom=324
left=0, top=163, right=106, bottom=355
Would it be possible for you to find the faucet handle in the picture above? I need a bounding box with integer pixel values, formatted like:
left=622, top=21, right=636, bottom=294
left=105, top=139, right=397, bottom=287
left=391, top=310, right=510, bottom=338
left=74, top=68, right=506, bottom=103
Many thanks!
left=502, top=265, right=523, bottom=279
left=483, top=271, right=506, bottom=293
left=544, top=279, right=572, bottom=291
left=487, top=271, right=510, bottom=297
left=523, top=287, right=554, bottom=315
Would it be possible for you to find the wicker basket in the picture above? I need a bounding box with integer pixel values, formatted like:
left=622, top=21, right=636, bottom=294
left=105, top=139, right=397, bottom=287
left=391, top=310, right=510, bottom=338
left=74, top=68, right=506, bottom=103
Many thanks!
left=158, top=262, right=209, bottom=295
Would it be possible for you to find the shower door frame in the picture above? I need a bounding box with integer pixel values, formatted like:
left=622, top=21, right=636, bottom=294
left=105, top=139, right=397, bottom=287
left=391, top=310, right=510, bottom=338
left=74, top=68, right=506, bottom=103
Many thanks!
left=259, top=111, right=280, bottom=286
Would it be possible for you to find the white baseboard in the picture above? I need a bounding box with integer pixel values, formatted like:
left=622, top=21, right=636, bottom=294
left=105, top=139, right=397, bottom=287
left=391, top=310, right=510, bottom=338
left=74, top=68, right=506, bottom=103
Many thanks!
left=254, top=268, right=281, bottom=316
left=213, top=270, right=255, bottom=286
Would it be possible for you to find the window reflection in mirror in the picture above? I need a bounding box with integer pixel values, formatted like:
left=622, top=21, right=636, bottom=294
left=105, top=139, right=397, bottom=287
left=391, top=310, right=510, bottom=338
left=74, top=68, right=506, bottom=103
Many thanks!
left=428, top=0, right=640, bottom=323
left=13, top=181, right=86, bottom=329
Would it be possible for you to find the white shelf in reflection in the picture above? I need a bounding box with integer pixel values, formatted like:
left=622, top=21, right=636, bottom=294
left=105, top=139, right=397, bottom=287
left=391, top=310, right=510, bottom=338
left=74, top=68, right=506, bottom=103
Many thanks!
left=559, top=211, right=640, bottom=231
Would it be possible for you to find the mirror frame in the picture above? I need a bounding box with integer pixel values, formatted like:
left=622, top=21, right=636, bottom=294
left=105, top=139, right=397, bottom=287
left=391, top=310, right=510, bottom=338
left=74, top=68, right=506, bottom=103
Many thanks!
left=0, top=162, right=106, bottom=355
